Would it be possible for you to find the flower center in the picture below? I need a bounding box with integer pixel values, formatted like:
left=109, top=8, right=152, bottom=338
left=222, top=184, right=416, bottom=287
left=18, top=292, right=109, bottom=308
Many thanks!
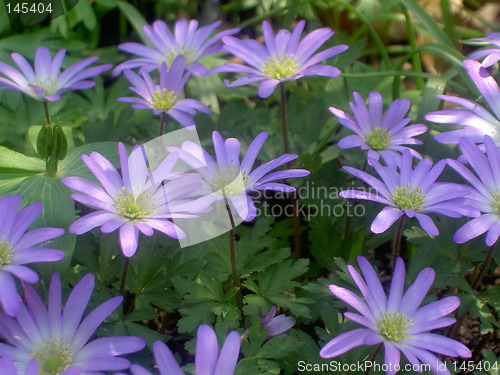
left=165, top=45, right=197, bottom=66
left=32, top=338, right=74, bottom=375
left=114, top=188, right=156, bottom=221
left=32, top=77, right=59, bottom=97
left=491, top=191, right=500, bottom=213
left=151, top=89, right=176, bottom=111
left=392, top=184, right=425, bottom=211
left=378, top=312, right=413, bottom=342
left=261, top=54, right=299, bottom=80
left=210, top=167, right=249, bottom=197
left=0, top=239, right=13, bottom=267
left=365, top=127, right=392, bottom=151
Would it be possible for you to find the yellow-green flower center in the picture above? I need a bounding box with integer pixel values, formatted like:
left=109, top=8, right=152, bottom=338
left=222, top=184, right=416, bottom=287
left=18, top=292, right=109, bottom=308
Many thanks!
left=32, top=77, right=59, bottom=97
left=114, top=188, right=155, bottom=221
left=165, top=45, right=197, bottom=66
left=32, top=338, right=74, bottom=375
left=365, top=127, right=392, bottom=151
left=392, top=184, right=425, bottom=211
left=210, top=168, right=249, bottom=196
left=261, top=54, right=299, bottom=80
left=378, top=312, right=413, bottom=342
left=0, top=239, right=13, bottom=267
left=151, top=89, right=176, bottom=111
left=491, top=191, right=500, bottom=213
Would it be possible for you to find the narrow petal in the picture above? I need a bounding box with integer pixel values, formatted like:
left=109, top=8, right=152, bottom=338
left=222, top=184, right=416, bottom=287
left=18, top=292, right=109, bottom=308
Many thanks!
left=119, top=223, right=139, bottom=257
left=400, top=268, right=435, bottom=315
left=371, top=207, right=403, bottom=234
left=214, top=331, right=241, bottom=375
left=195, top=325, right=218, bottom=375
left=153, top=341, right=184, bottom=375
left=319, top=328, right=372, bottom=358
left=0, top=271, right=21, bottom=316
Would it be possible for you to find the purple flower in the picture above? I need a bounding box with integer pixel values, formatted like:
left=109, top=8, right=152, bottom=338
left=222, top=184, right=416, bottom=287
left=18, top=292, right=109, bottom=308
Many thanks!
left=211, top=20, right=348, bottom=98
left=426, top=59, right=500, bottom=147
left=0, top=357, right=38, bottom=375
left=447, top=136, right=500, bottom=245
left=61, top=142, right=201, bottom=257
left=469, top=32, right=500, bottom=67
left=260, top=305, right=295, bottom=338
left=320, top=256, right=472, bottom=375
left=129, top=325, right=241, bottom=375
left=0, top=194, right=64, bottom=317
left=0, top=273, right=146, bottom=374
left=118, top=57, right=210, bottom=128
left=113, top=19, right=239, bottom=77
left=331, top=92, right=428, bottom=168
left=339, top=149, right=477, bottom=235
left=168, top=131, right=310, bottom=221
left=0, top=46, right=111, bottom=102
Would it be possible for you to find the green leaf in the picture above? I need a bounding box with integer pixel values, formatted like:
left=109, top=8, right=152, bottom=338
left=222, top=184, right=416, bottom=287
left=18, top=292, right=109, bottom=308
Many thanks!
left=125, top=307, right=157, bottom=322
left=123, top=321, right=166, bottom=348
left=16, top=174, right=76, bottom=276
left=116, top=1, right=147, bottom=42
left=400, top=0, right=455, bottom=48
left=59, top=142, right=119, bottom=178
left=0, top=145, right=44, bottom=172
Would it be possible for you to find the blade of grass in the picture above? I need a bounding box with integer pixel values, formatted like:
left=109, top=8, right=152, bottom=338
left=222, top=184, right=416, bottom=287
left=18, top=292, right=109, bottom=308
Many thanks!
left=400, top=0, right=455, bottom=48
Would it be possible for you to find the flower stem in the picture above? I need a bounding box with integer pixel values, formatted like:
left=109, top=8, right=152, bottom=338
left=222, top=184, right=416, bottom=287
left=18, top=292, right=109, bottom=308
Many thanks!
left=225, top=202, right=243, bottom=313
left=364, top=343, right=383, bottom=375
left=471, top=241, right=497, bottom=290
left=159, top=113, right=169, bottom=136
left=119, top=256, right=130, bottom=296
left=43, top=101, right=51, bottom=125
left=279, top=84, right=302, bottom=260
left=393, top=216, right=405, bottom=265
left=279, top=84, right=290, bottom=157
left=344, top=159, right=368, bottom=238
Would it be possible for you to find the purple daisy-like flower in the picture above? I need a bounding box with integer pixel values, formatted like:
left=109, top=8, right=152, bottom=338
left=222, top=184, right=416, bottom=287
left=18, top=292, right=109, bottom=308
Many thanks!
left=129, top=325, right=241, bottom=375
left=426, top=59, right=500, bottom=147
left=211, top=20, right=348, bottom=98
left=469, top=32, right=500, bottom=67
left=447, top=135, right=500, bottom=245
left=0, top=194, right=64, bottom=317
left=331, top=92, right=428, bottom=168
left=0, top=357, right=38, bottom=375
left=113, top=19, right=239, bottom=77
left=339, top=149, right=477, bottom=235
left=61, top=142, right=201, bottom=257
left=0, top=272, right=146, bottom=374
left=260, top=305, right=295, bottom=338
left=320, top=256, right=472, bottom=375
left=168, top=131, right=310, bottom=221
left=0, top=46, right=111, bottom=102
left=118, top=56, right=210, bottom=127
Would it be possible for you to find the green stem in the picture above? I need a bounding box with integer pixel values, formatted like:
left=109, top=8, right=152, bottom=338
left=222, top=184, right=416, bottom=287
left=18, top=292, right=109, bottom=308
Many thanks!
left=280, top=84, right=302, bottom=260
left=45, top=158, right=59, bottom=177
left=393, top=216, right=405, bottom=266
left=402, top=7, right=424, bottom=91
left=364, top=343, right=383, bottom=375
left=119, top=256, right=130, bottom=296
left=225, top=202, right=243, bottom=313
left=280, top=84, right=290, bottom=157
left=343, top=159, right=367, bottom=239
left=159, top=113, right=168, bottom=136
left=471, top=241, right=497, bottom=290
left=43, top=101, right=51, bottom=125
left=330, top=0, right=392, bottom=69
